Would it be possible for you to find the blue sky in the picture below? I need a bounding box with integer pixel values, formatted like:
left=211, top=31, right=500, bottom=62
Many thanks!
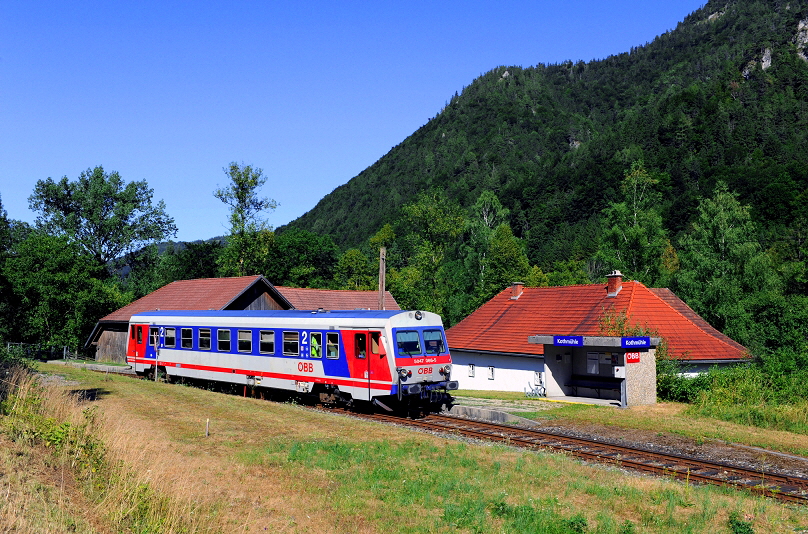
left=1, top=1, right=704, bottom=242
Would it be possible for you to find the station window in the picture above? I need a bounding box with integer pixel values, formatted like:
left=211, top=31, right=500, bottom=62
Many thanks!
left=488, top=366, right=495, bottom=380
left=310, top=332, right=322, bottom=358
left=468, top=364, right=475, bottom=378
left=238, top=330, right=252, bottom=353
left=181, top=328, right=193, bottom=349
left=199, top=329, right=211, bottom=350
left=423, top=329, right=445, bottom=355
left=259, top=331, right=275, bottom=354
left=218, top=329, right=231, bottom=352
left=149, top=327, right=158, bottom=347
left=395, top=330, right=421, bottom=356
left=165, top=328, right=176, bottom=348
left=283, top=331, right=299, bottom=356
left=326, top=333, right=339, bottom=359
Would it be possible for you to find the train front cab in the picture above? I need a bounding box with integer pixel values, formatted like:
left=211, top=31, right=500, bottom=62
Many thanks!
left=392, top=323, right=458, bottom=411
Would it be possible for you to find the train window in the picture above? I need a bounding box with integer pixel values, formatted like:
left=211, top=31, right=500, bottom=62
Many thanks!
left=218, top=329, right=231, bottom=352
left=238, top=330, right=252, bottom=352
left=326, top=333, right=339, bottom=359
left=181, top=328, right=193, bottom=349
left=370, top=332, right=381, bottom=355
left=165, top=328, right=176, bottom=348
left=395, top=330, right=421, bottom=356
left=149, top=327, right=158, bottom=347
left=283, top=331, right=299, bottom=356
left=199, top=329, right=211, bottom=350
left=130, top=325, right=135, bottom=340
left=136, top=326, right=143, bottom=344
left=310, top=332, right=322, bottom=358
left=355, top=333, right=367, bottom=359
left=423, top=330, right=445, bottom=355
left=259, top=331, right=274, bottom=354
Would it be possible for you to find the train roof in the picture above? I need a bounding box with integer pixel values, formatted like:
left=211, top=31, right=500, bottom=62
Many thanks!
left=130, top=309, right=415, bottom=320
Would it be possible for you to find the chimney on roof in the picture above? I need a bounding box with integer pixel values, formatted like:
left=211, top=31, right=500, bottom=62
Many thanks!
left=606, top=270, right=623, bottom=297
left=510, top=281, right=524, bottom=300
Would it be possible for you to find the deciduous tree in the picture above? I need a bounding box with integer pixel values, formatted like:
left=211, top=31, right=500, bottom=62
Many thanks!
left=29, top=166, right=177, bottom=269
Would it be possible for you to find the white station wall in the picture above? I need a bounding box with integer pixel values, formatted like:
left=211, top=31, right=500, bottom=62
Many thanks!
left=450, top=350, right=545, bottom=392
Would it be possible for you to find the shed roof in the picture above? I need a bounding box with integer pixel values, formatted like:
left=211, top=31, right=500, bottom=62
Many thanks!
left=275, top=286, right=399, bottom=311
left=445, top=281, right=748, bottom=362
left=99, top=276, right=289, bottom=323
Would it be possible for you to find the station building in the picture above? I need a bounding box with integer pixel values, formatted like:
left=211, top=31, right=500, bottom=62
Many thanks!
left=86, top=275, right=399, bottom=363
left=445, top=272, right=748, bottom=406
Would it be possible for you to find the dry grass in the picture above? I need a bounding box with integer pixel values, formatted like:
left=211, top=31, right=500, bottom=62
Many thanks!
left=2, top=364, right=807, bottom=533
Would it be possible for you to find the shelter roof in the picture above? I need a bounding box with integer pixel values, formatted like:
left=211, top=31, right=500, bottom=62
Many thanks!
left=446, top=281, right=748, bottom=362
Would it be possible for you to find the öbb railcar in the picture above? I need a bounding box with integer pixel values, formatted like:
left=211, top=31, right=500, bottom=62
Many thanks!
left=126, top=309, right=458, bottom=411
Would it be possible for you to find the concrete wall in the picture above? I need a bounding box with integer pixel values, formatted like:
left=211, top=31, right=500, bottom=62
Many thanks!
left=626, top=348, right=657, bottom=405
left=450, top=350, right=544, bottom=393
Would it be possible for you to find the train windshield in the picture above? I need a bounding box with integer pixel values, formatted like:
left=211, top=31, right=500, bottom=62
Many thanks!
left=423, top=329, right=445, bottom=355
left=395, top=330, right=422, bottom=355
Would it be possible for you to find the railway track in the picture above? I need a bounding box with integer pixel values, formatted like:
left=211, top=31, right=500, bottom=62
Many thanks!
left=344, top=410, right=808, bottom=505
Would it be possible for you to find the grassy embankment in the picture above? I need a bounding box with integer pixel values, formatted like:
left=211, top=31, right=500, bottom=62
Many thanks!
left=0, top=364, right=807, bottom=533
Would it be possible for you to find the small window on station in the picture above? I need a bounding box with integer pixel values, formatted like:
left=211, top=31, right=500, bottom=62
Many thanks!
left=310, top=332, right=322, bottom=358
left=395, top=330, right=421, bottom=356
left=488, top=366, right=495, bottom=380
left=423, top=329, right=445, bottom=355
left=326, top=333, right=339, bottom=359
left=218, top=329, right=231, bottom=352
left=259, top=331, right=275, bottom=354
left=165, top=328, right=176, bottom=348
left=149, top=327, right=158, bottom=347
left=181, top=328, right=193, bottom=349
left=283, top=331, right=299, bottom=356
left=370, top=332, right=380, bottom=355
left=238, top=330, right=252, bottom=353
left=199, top=329, right=211, bottom=350
left=468, top=364, right=475, bottom=378
left=355, top=333, right=367, bottom=359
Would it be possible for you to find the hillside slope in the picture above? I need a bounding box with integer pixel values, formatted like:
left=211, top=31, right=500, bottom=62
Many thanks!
left=283, top=0, right=808, bottom=267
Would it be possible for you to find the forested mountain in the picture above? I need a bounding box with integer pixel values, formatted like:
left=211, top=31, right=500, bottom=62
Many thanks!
left=283, top=0, right=808, bottom=268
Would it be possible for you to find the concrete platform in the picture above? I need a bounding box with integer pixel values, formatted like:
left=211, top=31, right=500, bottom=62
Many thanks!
left=543, top=395, right=622, bottom=407
left=45, top=360, right=135, bottom=374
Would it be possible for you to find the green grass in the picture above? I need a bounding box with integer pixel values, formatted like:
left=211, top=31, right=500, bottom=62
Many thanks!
left=11, top=364, right=808, bottom=533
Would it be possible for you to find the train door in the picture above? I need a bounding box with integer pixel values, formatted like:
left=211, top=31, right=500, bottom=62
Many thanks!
left=352, top=330, right=391, bottom=399
left=127, top=324, right=148, bottom=365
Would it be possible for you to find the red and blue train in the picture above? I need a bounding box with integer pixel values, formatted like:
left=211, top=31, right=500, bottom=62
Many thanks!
left=126, top=309, right=458, bottom=411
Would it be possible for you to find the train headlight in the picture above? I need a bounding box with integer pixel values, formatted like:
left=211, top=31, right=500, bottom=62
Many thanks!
left=397, top=368, right=408, bottom=379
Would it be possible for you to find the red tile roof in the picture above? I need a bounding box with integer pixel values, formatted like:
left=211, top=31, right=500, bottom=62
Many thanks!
left=274, top=287, right=399, bottom=311
left=100, top=276, right=283, bottom=322
left=446, top=281, right=748, bottom=362
left=99, top=277, right=399, bottom=323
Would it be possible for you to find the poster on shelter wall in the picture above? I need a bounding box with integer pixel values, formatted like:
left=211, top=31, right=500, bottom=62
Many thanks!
left=586, top=353, right=600, bottom=374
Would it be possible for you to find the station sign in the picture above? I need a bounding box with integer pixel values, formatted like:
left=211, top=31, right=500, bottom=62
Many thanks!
left=625, top=352, right=641, bottom=364
left=553, top=335, right=583, bottom=347
left=621, top=336, right=650, bottom=349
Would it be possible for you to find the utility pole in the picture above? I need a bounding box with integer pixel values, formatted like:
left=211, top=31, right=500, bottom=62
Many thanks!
left=378, top=246, right=386, bottom=310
